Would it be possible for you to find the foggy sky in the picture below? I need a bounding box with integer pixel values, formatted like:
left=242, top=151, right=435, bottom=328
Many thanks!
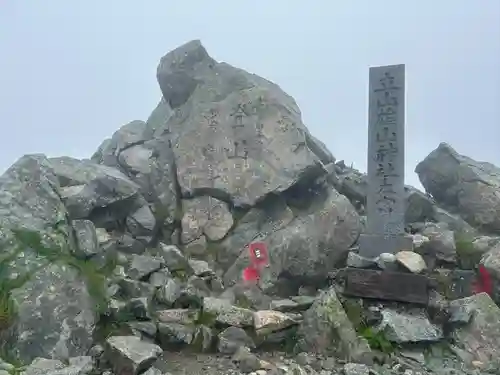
left=1, top=1, right=499, bottom=190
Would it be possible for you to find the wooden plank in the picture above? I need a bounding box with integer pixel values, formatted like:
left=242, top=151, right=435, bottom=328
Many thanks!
left=343, top=268, right=430, bottom=305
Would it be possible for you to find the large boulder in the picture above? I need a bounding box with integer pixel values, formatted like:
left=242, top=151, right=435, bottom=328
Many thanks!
left=415, top=143, right=500, bottom=233
left=296, top=287, right=372, bottom=362
left=0, top=155, right=96, bottom=363
left=50, top=156, right=156, bottom=242
left=91, top=123, right=178, bottom=238
left=223, top=183, right=361, bottom=294
left=156, top=39, right=326, bottom=207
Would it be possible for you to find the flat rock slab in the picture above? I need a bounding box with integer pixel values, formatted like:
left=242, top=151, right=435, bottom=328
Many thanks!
left=342, top=268, right=430, bottom=305
left=156, top=40, right=323, bottom=207
left=449, top=292, right=500, bottom=364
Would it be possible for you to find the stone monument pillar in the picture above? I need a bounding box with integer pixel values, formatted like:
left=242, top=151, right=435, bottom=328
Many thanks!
left=358, top=64, right=413, bottom=258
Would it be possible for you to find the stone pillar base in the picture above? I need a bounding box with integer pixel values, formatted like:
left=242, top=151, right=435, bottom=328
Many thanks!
left=358, top=233, right=413, bottom=258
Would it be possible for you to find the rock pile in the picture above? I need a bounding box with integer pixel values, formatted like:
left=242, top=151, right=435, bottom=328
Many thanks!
left=1, top=40, right=500, bottom=375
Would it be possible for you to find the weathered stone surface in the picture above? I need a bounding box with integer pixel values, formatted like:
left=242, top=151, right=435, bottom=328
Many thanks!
left=156, top=39, right=325, bottom=207
left=92, top=122, right=179, bottom=238
left=395, top=250, right=427, bottom=274
left=50, top=156, right=141, bottom=222
left=296, top=287, right=372, bottom=363
left=377, top=308, right=443, bottom=343
left=71, top=219, right=100, bottom=258
left=157, top=322, right=195, bottom=348
left=202, top=297, right=254, bottom=327
left=0, top=155, right=96, bottom=363
left=231, top=346, right=261, bottom=373
left=104, top=336, right=162, bottom=375
left=480, top=240, right=500, bottom=278
left=252, top=310, right=297, bottom=336
left=217, top=326, right=255, bottom=354
left=126, top=254, right=164, bottom=281
left=181, top=196, right=233, bottom=243
left=449, top=293, right=500, bottom=364
left=420, top=222, right=457, bottom=264
left=153, top=243, right=193, bottom=274
left=216, top=195, right=294, bottom=271
left=405, top=187, right=435, bottom=224
left=224, top=186, right=360, bottom=293
left=155, top=278, right=183, bottom=307
left=416, top=142, right=500, bottom=233
left=125, top=202, right=156, bottom=238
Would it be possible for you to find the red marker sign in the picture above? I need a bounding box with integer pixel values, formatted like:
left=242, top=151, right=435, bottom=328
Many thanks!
left=242, top=266, right=260, bottom=284
left=242, top=242, right=269, bottom=284
left=249, top=242, right=269, bottom=268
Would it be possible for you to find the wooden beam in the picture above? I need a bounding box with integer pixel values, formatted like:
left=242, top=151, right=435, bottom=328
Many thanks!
left=342, top=268, right=430, bottom=305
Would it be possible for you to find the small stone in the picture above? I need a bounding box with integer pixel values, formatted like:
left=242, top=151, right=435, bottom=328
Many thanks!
left=471, top=360, right=485, bottom=369
left=232, top=346, right=261, bottom=373
left=396, top=250, right=427, bottom=273
left=376, top=252, right=397, bottom=270
left=347, top=252, right=377, bottom=268
left=412, top=234, right=430, bottom=248
left=344, top=363, right=369, bottom=375
left=320, top=357, right=336, bottom=370
left=105, top=335, right=162, bottom=375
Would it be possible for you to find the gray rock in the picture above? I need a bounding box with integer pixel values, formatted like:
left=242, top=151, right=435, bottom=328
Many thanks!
left=449, top=292, right=500, bottom=364
left=177, top=276, right=212, bottom=306
left=148, top=268, right=172, bottom=287
left=153, top=243, right=193, bottom=274
left=71, top=219, right=100, bottom=258
left=91, top=120, right=150, bottom=166
left=346, top=252, right=377, bottom=268
left=104, top=336, right=162, bottom=375
left=480, top=240, right=500, bottom=280
left=123, top=297, right=152, bottom=320
left=224, top=186, right=360, bottom=293
left=343, top=363, right=369, bottom=375
left=269, top=299, right=301, bottom=312
left=157, top=322, right=195, bottom=348
left=91, top=123, right=179, bottom=238
left=116, top=278, right=156, bottom=299
left=253, top=310, right=298, bottom=336
left=376, top=252, right=398, bottom=270
left=296, top=287, right=372, bottom=363
left=127, top=321, right=158, bottom=338
left=143, top=97, right=172, bottom=139
left=181, top=196, right=233, bottom=243
left=202, top=297, right=254, bottom=327
left=404, top=187, right=435, bottom=224
left=219, top=283, right=272, bottom=310
left=188, top=259, right=213, bottom=276
left=51, top=156, right=141, bottom=222
left=434, top=207, right=477, bottom=235
left=125, top=203, right=156, bottom=238
left=395, top=251, right=427, bottom=274
left=101, top=232, right=146, bottom=255
left=156, top=39, right=324, bottom=207
left=155, top=278, right=183, bottom=306
left=377, top=308, right=443, bottom=343
left=217, top=326, right=255, bottom=354
left=420, top=222, right=457, bottom=263
left=232, top=346, right=261, bottom=373
left=191, top=325, right=215, bottom=352
left=217, top=195, right=294, bottom=271
left=305, top=134, right=335, bottom=165
left=156, top=309, right=199, bottom=325
left=0, top=155, right=96, bottom=363
left=416, top=142, right=500, bottom=233
left=22, top=358, right=66, bottom=375
left=126, top=254, right=164, bottom=281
